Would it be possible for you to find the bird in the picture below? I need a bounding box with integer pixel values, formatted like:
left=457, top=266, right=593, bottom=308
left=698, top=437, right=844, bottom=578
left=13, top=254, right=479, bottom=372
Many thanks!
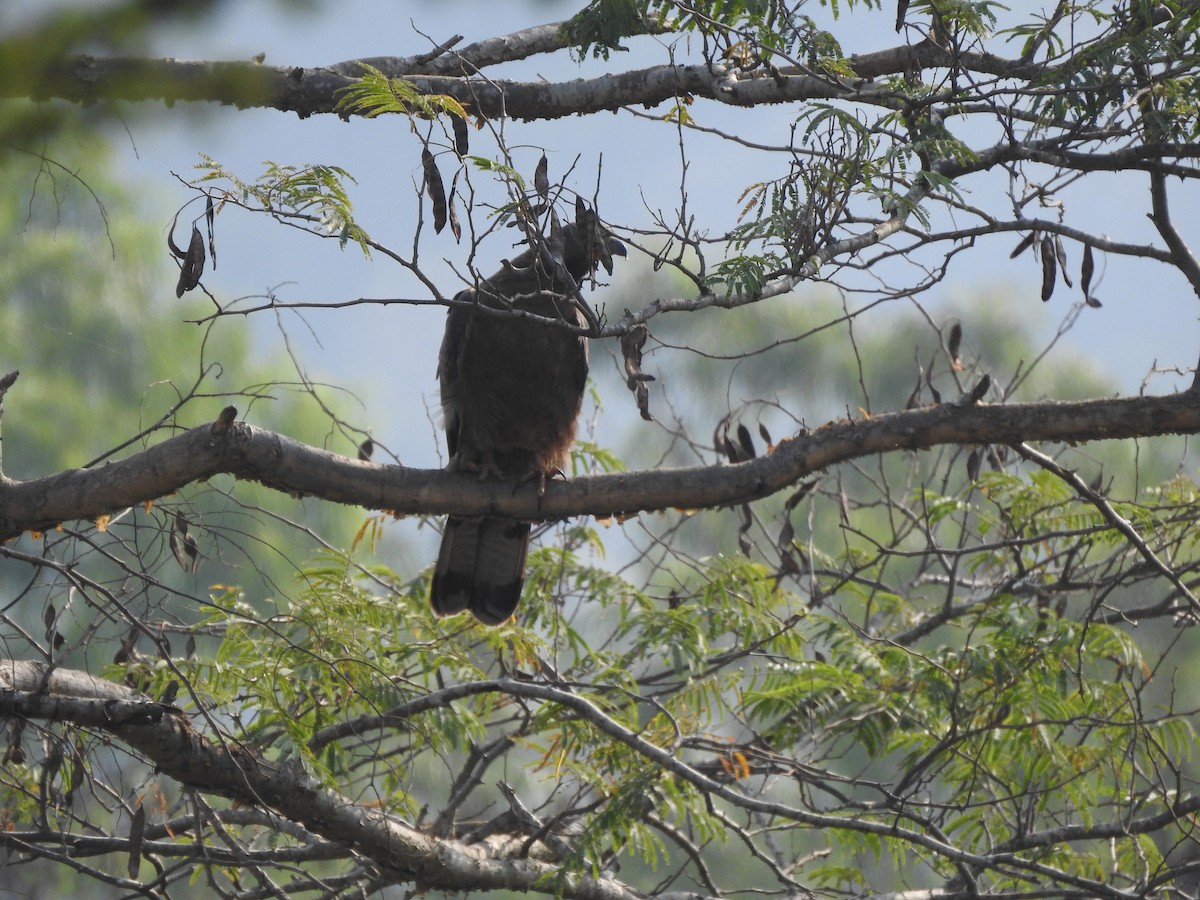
left=431, top=214, right=626, bottom=625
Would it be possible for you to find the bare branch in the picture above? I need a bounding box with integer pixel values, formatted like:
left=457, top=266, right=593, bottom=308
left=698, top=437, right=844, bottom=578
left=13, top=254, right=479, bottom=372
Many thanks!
left=2, top=392, right=1200, bottom=542
left=1, top=56, right=892, bottom=121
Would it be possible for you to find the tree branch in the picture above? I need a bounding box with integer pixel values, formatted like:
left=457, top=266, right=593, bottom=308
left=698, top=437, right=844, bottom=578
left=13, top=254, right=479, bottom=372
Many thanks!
left=2, top=391, right=1199, bottom=543
left=1014, top=441, right=1200, bottom=611
left=0, top=659, right=641, bottom=900
left=1, top=55, right=891, bottom=121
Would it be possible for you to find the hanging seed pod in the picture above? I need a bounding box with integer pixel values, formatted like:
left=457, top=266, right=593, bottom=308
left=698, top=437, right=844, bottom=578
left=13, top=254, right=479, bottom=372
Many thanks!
left=736, top=424, right=756, bottom=459
left=205, top=195, right=217, bottom=267
left=1081, top=243, right=1095, bottom=299
left=173, top=225, right=205, bottom=297
left=1054, top=235, right=1071, bottom=287
left=947, top=321, right=962, bottom=367
left=758, top=421, right=773, bottom=449
left=1040, top=236, right=1056, bottom=301
left=451, top=114, right=469, bottom=158
left=422, top=148, right=447, bottom=234
left=966, top=447, right=982, bottom=482
left=1010, top=232, right=1036, bottom=258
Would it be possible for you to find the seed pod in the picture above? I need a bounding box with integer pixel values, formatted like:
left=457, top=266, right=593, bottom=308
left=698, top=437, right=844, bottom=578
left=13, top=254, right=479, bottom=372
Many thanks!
left=1040, top=236, right=1056, bottom=301
left=448, top=193, right=462, bottom=242
left=174, top=225, right=205, bottom=297
left=128, top=803, right=145, bottom=879
left=1010, top=232, right=1036, bottom=258
left=1081, top=243, right=1095, bottom=299
left=170, top=512, right=199, bottom=573
left=736, top=423, right=756, bottom=459
left=205, top=194, right=217, bottom=267
left=422, top=148, right=447, bottom=234
left=1054, top=235, right=1071, bottom=287
left=451, top=114, right=469, bottom=158
left=966, top=447, right=982, bottom=482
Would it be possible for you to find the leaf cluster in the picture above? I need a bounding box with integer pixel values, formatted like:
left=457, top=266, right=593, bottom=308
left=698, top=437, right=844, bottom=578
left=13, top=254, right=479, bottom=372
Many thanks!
left=194, top=155, right=372, bottom=255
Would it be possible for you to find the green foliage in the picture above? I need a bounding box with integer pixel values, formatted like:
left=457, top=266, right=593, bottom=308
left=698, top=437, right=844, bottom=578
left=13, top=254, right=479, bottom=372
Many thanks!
left=195, top=155, right=372, bottom=255
left=135, top=451, right=1200, bottom=894
left=335, top=63, right=470, bottom=123
left=908, top=0, right=1002, bottom=37
left=707, top=252, right=785, bottom=297
left=564, top=0, right=657, bottom=61
left=565, top=0, right=866, bottom=61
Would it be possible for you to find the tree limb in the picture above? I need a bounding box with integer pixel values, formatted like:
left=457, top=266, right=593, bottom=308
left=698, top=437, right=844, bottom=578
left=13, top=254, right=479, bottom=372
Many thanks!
left=0, top=54, right=893, bottom=121
left=2, top=391, right=1199, bottom=543
left=0, top=659, right=640, bottom=900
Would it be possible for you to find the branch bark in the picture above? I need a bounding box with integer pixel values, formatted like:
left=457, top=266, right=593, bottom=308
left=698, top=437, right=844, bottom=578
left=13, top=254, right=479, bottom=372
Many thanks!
left=0, top=54, right=884, bottom=121
left=2, top=390, right=1198, bottom=543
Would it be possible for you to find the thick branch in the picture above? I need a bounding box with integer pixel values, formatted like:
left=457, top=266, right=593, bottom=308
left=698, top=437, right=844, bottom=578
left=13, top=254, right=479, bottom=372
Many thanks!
left=1, top=55, right=886, bottom=121
left=0, top=659, right=638, bottom=900
left=2, top=391, right=1199, bottom=543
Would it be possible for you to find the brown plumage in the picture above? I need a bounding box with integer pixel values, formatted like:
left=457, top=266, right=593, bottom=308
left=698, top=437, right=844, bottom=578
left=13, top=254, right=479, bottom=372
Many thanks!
left=431, top=221, right=625, bottom=624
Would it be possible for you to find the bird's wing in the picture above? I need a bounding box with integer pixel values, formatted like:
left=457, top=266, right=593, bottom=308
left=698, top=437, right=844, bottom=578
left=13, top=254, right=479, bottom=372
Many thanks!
left=437, top=288, right=476, bottom=461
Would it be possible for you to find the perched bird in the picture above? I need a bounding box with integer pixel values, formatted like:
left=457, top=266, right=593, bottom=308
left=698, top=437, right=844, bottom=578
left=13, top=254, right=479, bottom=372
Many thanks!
left=431, top=217, right=625, bottom=624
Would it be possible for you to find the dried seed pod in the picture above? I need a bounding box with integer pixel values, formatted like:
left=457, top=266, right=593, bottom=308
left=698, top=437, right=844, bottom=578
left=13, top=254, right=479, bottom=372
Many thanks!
left=1054, top=235, right=1071, bottom=287
left=947, top=321, right=962, bottom=366
left=967, top=373, right=990, bottom=404
left=966, top=447, right=982, bottom=482
left=174, top=225, right=205, bottom=297
left=1010, top=232, right=1036, bottom=258
left=1081, top=243, right=1095, bottom=298
left=205, top=194, right=217, bottom=267
left=722, top=435, right=740, bottom=464
left=170, top=512, right=199, bottom=573
left=905, top=377, right=922, bottom=409
left=448, top=192, right=462, bottom=242
left=451, top=114, right=469, bottom=158
left=1040, top=236, right=1056, bottom=301
left=422, top=148, right=447, bottom=234
left=128, top=803, right=145, bottom=879
left=736, top=423, right=756, bottom=459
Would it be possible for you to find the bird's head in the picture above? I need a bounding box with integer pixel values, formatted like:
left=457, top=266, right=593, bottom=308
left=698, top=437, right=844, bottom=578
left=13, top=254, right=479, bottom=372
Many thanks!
left=562, top=221, right=627, bottom=280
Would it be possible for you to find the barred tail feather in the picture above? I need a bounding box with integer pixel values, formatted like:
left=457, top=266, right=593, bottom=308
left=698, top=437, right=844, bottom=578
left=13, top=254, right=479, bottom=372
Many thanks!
left=430, top=516, right=530, bottom=625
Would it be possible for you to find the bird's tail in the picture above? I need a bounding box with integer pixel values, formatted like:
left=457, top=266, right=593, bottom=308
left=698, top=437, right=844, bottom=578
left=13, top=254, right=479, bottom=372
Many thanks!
left=430, top=516, right=530, bottom=625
